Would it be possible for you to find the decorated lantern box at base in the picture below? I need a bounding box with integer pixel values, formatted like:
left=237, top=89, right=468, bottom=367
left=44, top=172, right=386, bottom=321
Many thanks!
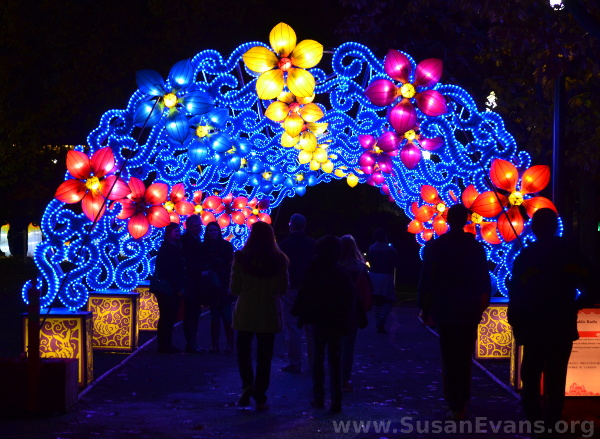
left=133, top=281, right=159, bottom=331
left=22, top=309, right=93, bottom=388
left=476, top=297, right=512, bottom=359
left=87, top=290, right=139, bottom=353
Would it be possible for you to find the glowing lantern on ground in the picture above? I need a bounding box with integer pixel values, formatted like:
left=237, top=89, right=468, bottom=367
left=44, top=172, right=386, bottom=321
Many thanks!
left=27, top=223, right=42, bottom=257
left=0, top=224, right=10, bottom=256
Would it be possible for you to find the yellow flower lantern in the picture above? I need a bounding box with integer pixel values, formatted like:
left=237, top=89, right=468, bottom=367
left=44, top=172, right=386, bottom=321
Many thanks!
left=242, top=23, right=323, bottom=100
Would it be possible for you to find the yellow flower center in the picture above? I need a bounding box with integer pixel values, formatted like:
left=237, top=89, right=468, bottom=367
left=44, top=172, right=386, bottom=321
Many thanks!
left=400, top=83, right=416, bottom=99
left=163, top=93, right=178, bottom=108
left=278, top=57, right=292, bottom=72
left=252, top=208, right=259, bottom=215
left=196, top=125, right=210, bottom=138
left=262, top=171, right=273, bottom=180
left=164, top=201, right=175, bottom=211
left=471, top=212, right=483, bottom=224
left=509, top=191, right=524, bottom=206
left=373, top=145, right=383, bottom=154
left=296, top=174, right=304, bottom=182
left=85, top=176, right=100, bottom=192
left=404, top=130, right=417, bottom=141
left=194, top=205, right=203, bottom=214
left=436, top=203, right=446, bottom=213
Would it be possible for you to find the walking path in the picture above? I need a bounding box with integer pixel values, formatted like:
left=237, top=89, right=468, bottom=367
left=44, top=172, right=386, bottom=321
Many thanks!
left=3, top=304, right=594, bottom=439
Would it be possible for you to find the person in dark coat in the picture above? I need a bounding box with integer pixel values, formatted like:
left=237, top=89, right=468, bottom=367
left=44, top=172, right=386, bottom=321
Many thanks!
left=508, top=208, right=595, bottom=431
left=367, top=228, right=398, bottom=333
left=418, top=204, right=491, bottom=420
left=181, top=214, right=207, bottom=353
left=202, top=221, right=234, bottom=353
left=293, top=235, right=357, bottom=413
left=278, top=213, right=316, bottom=373
left=154, top=222, right=185, bottom=353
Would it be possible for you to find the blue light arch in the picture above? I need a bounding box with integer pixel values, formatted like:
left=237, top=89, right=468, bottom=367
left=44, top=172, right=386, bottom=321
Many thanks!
left=25, top=36, right=549, bottom=310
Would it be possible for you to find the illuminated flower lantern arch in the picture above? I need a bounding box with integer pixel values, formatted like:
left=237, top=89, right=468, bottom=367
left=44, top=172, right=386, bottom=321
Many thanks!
left=26, top=22, right=559, bottom=310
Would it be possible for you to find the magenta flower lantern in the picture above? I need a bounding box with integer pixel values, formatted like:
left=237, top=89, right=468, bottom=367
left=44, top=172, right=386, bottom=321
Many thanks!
left=358, top=132, right=399, bottom=184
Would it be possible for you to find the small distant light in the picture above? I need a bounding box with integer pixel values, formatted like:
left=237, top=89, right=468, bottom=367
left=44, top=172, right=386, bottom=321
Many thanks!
left=422, top=150, right=431, bottom=160
left=52, top=159, right=58, bottom=164
left=549, top=0, right=564, bottom=10
left=485, top=91, right=497, bottom=112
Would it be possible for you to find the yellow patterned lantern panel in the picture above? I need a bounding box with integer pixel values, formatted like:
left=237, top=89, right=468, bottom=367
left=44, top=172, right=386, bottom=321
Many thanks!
left=476, top=298, right=512, bottom=359
left=87, top=290, right=139, bottom=353
left=133, top=281, right=159, bottom=331
left=23, top=309, right=94, bottom=387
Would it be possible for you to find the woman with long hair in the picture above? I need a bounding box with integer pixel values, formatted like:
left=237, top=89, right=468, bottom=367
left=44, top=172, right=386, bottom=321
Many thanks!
left=231, top=221, right=289, bottom=410
left=154, top=222, right=185, bottom=353
left=202, top=221, right=234, bottom=353
left=339, top=234, right=371, bottom=391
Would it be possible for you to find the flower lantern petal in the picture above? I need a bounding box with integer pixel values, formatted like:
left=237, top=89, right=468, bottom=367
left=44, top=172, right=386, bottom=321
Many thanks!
left=299, top=103, right=323, bottom=122
left=147, top=206, right=171, bottom=228
left=232, top=211, right=246, bottom=225
left=145, top=182, right=169, bottom=205
left=169, top=211, right=180, bottom=224
left=257, top=198, right=270, bottom=210
left=481, top=222, right=501, bottom=245
left=283, top=113, right=304, bottom=137
left=420, top=136, right=444, bottom=151
left=370, top=171, right=385, bottom=186
left=387, top=101, right=417, bottom=135
left=81, top=192, right=106, bottom=222
left=359, top=152, right=376, bottom=168
left=383, top=49, right=411, bottom=83
left=133, top=100, right=163, bottom=127
left=256, top=69, right=284, bottom=100
left=258, top=213, right=271, bottom=224
left=182, top=91, right=215, bottom=116
left=209, top=132, right=233, bottom=153
left=415, top=90, right=447, bottom=117
left=66, top=150, right=92, bottom=180
left=128, top=212, right=150, bottom=240
left=433, top=216, right=449, bottom=235
left=265, top=101, right=289, bottom=122
left=233, top=197, right=248, bottom=209
left=378, top=155, right=393, bottom=174
left=411, top=201, right=419, bottom=216
left=407, top=219, right=424, bottom=234
left=522, top=197, right=557, bottom=218
left=298, top=132, right=317, bottom=151
left=281, top=132, right=299, bottom=148
left=170, top=183, right=186, bottom=203
left=165, top=111, right=190, bottom=144
left=414, top=59, right=443, bottom=88
left=400, top=143, right=421, bottom=169
left=242, top=46, right=278, bottom=73
left=377, top=131, right=400, bottom=153
left=358, top=134, right=377, bottom=150
left=490, top=159, right=518, bottom=192
left=204, top=195, right=223, bottom=210
left=55, top=180, right=86, bottom=204
left=461, top=184, right=479, bottom=209
left=117, top=199, right=136, bottom=220
left=90, top=147, right=115, bottom=178
left=100, top=176, right=131, bottom=201
left=135, top=70, right=166, bottom=96
left=298, top=150, right=312, bottom=165
left=206, top=107, right=229, bottom=129
left=290, top=39, right=323, bottom=68
left=168, top=59, right=194, bottom=89
left=287, top=68, right=315, bottom=98
left=497, top=206, right=524, bottom=242
left=269, top=23, right=296, bottom=57
left=188, top=139, right=212, bottom=166
left=520, top=165, right=551, bottom=195
left=201, top=211, right=216, bottom=225
left=175, top=200, right=195, bottom=216
left=246, top=216, right=259, bottom=228
left=464, top=223, right=476, bottom=236
left=420, top=185, right=440, bottom=204
left=423, top=229, right=434, bottom=241
left=217, top=214, right=231, bottom=228
left=364, top=79, right=397, bottom=107
left=470, top=191, right=506, bottom=217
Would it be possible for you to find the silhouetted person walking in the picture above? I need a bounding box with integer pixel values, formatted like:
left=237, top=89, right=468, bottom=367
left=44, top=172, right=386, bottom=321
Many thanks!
left=418, top=204, right=491, bottom=420
left=367, top=228, right=397, bottom=333
left=231, top=221, right=289, bottom=410
left=292, top=235, right=357, bottom=413
left=508, top=208, right=595, bottom=432
left=154, top=223, right=185, bottom=353
left=181, top=214, right=207, bottom=353
left=278, top=213, right=316, bottom=373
